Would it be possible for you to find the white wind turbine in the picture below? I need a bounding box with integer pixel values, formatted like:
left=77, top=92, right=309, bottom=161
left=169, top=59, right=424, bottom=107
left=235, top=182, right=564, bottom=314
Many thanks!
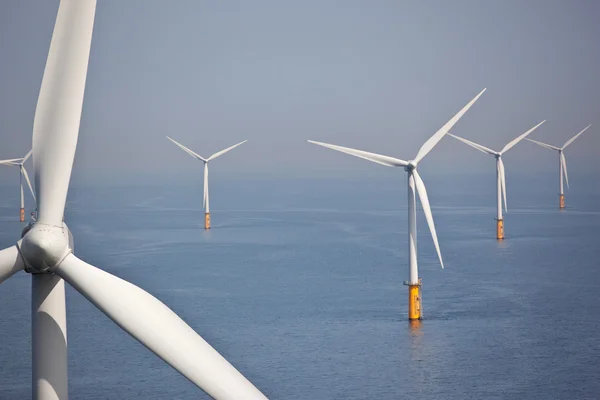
left=526, top=124, right=592, bottom=209
left=0, top=150, right=36, bottom=221
left=308, top=88, right=486, bottom=321
left=166, top=137, right=247, bottom=229
left=0, top=1, right=266, bottom=399
left=448, top=120, right=546, bottom=239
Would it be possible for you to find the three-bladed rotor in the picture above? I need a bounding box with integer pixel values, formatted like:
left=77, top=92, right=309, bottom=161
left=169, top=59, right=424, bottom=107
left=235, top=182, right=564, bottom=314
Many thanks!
left=309, top=88, right=487, bottom=270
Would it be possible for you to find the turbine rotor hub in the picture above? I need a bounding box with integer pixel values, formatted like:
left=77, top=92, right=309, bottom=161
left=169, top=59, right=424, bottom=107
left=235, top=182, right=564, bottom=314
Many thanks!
left=18, top=223, right=72, bottom=274
left=405, top=162, right=416, bottom=172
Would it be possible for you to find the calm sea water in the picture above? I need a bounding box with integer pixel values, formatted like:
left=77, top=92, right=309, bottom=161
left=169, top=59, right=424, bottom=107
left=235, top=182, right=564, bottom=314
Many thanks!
left=1, top=174, right=599, bottom=399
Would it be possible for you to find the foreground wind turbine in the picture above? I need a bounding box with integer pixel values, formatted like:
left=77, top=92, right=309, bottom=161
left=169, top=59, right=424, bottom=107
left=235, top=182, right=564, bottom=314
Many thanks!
left=0, top=1, right=266, bottom=399
left=308, top=88, right=486, bottom=321
left=526, top=124, right=592, bottom=209
left=166, top=137, right=247, bottom=229
left=0, top=150, right=36, bottom=221
left=448, top=120, right=546, bottom=239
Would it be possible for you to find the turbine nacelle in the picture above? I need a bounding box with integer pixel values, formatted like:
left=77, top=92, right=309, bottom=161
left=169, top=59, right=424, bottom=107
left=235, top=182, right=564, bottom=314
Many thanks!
left=18, top=223, right=72, bottom=274
left=404, top=162, right=417, bottom=172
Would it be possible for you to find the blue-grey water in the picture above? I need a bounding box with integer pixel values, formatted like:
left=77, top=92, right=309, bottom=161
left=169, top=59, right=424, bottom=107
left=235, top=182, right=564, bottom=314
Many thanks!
left=1, top=174, right=599, bottom=399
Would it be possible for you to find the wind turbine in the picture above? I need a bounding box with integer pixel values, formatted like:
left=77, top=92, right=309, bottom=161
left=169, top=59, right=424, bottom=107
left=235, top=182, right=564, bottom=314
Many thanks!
left=0, top=1, right=266, bottom=399
left=448, top=120, right=546, bottom=239
left=166, top=137, right=247, bottom=229
left=526, top=124, right=592, bottom=209
left=308, top=88, right=486, bottom=321
left=0, top=150, right=36, bottom=221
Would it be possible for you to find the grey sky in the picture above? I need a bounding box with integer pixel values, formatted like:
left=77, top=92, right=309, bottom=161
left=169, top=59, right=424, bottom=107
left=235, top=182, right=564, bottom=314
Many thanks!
left=0, top=0, right=598, bottom=184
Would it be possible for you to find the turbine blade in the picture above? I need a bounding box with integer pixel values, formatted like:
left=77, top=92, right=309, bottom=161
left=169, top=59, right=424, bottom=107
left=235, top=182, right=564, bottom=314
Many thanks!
left=500, top=120, right=546, bottom=154
left=0, top=246, right=24, bottom=285
left=166, top=137, right=207, bottom=162
left=447, top=133, right=497, bottom=155
left=562, top=124, right=592, bottom=149
left=413, top=88, right=486, bottom=164
left=412, top=169, right=444, bottom=269
left=22, top=166, right=37, bottom=202
left=561, top=152, right=569, bottom=189
left=55, top=254, right=267, bottom=399
left=33, top=0, right=96, bottom=225
left=525, top=138, right=560, bottom=151
left=498, top=158, right=508, bottom=212
left=0, top=159, right=23, bottom=165
left=307, top=140, right=408, bottom=167
left=207, top=140, right=247, bottom=162
left=22, top=149, right=33, bottom=163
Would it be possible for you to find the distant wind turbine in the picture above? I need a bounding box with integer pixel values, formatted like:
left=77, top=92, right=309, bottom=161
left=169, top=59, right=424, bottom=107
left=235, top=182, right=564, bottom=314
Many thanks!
left=0, top=150, right=36, bottom=221
left=167, top=137, right=247, bottom=229
left=308, top=88, right=486, bottom=321
left=448, top=120, right=546, bottom=239
left=526, top=124, right=592, bottom=209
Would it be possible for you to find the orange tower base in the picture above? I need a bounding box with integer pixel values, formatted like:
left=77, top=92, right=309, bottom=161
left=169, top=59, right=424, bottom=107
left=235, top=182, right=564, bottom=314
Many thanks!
left=20, top=208, right=25, bottom=222
left=496, top=219, right=504, bottom=240
left=559, top=194, right=565, bottom=209
left=204, top=212, right=211, bottom=229
left=408, top=281, right=422, bottom=320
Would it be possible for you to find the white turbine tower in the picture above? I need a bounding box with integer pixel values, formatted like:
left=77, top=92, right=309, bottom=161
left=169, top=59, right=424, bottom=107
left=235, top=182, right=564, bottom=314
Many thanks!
left=166, top=137, right=247, bottom=229
left=526, top=124, right=592, bottom=209
left=308, top=88, right=486, bottom=321
left=0, top=150, right=36, bottom=221
left=0, top=1, right=266, bottom=399
left=448, top=120, right=546, bottom=239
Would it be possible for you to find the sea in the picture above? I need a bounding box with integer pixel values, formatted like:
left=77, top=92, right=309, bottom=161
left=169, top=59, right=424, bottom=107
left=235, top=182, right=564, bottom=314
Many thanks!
left=1, top=172, right=599, bottom=399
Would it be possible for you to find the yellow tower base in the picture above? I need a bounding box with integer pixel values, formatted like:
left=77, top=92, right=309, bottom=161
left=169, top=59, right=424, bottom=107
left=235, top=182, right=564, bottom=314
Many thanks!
left=204, top=212, right=211, bottom=229
left=20, top=208, right=25, bottom=222
left=496, top=219, right=504, bottom=240
left=408, top=282, right=422, bottom=320
left=559, top=194, right=565, bottom=209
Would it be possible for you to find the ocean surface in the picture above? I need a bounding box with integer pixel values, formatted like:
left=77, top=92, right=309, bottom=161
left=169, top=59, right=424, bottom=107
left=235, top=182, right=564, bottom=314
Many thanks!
left=1, top=174, right=599, bottom=399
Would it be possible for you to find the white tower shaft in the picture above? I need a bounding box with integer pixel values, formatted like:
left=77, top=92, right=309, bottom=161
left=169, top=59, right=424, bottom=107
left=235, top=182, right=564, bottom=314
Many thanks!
left=408, top=171, right=418, bottom=285
left=204, top=163, right=210, bottom=214
left=32, top=274, right=68, bottom=400
left=559, top=151, right=564, bottom=196
left=20, top=166, right=25, bottom=210
left=496, top=157, right=503, bottom=221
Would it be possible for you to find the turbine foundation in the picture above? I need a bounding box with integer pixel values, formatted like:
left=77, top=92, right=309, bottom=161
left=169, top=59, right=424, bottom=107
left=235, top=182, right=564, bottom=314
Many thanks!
left=204, top=212, right=211, bottom=230
left=496, top=219, right=504, bottom=240
left=20, top=208, right=25, bottom=222
left=559, top=194, right=565, bottom=209
left=406, top=279, right=422, bottom=320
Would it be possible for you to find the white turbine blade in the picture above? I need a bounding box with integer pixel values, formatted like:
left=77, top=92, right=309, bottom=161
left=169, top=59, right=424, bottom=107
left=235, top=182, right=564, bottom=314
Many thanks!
left=166, top=136, right=207, bottom=162
left=207, top=140, right=247, bottom=162
left=525, top=138, right=560, bottom=151
left=22, top=149, right=33, bottom=163
left=412, top=169, right=444, bottom=269
left=32, top=0, right=96, bottom=225
left=561, top=152, right=569, bottom=189
left=413, top=88, right=486, bottom=164
left=562, top=124, right=592, bottom=149
left=0, top=158, right=23, bottom=165
left=447, top=133, right=497, bottom=155
left=55, top=254, right=267, bottom=399
left=500, top=120, right=546, bottom=154
left=0, top=246, right=24, bottom=285
left=498, top=158, right=508, bottom=212
left=21, top=166, right=37, bottom=202
left=307, top=140, right=408, bottom=167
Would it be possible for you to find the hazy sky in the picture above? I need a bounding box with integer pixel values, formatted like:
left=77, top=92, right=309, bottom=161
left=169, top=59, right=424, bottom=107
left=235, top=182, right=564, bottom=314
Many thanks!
left=0, top=0, right=598, bottom=185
